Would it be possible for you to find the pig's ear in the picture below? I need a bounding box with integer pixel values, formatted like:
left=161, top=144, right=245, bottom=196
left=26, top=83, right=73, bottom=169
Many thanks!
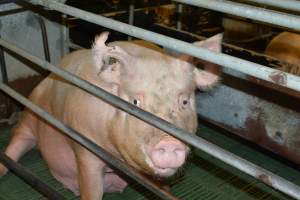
left=179, top=33, right=223, bottom=64
left=193, top=33, right=223, bottom=52
left=92, top=32, right=128, bottom=74
left=194, top=68, right=219, bottom=90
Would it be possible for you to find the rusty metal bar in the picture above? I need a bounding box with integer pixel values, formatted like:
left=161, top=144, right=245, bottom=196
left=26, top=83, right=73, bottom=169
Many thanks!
left=23, top=0, right=300, bottom=92
left=0, top=37, right=300, bottom=199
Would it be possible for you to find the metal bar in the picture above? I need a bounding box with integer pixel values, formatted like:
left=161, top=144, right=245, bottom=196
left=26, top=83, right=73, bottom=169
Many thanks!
left=0, top=35, right=8, bottom=84
left=176, top=3, right=183, bottom=30
left=23, top=0, right=300, bottom=92
left=37, top=15, right=51, bottom=62
left=128, top=1, right=135, bottom=40
left=174, top=0, right=300, bottom=31
left=0, top=151, right=66, bottom=200
left=0, top=84, right=178, bottom=200
left=242, top=0, right=300, bottom=13
left=1, top=37, right=300, bottom=200
left=61, top=14, right=69, bottom=55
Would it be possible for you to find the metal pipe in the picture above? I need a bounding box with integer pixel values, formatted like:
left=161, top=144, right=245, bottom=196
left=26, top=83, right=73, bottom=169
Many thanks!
left=36, top=15, right=51, bottom=62
left=0, top=151, right=66, bottom=200
left=173, top=0, right=300, bottom=31
left=23, top=0, right=300, bottom=92
left=128, top=0, right=135, bottom=40
left=176, top=3, right=183, bottom=30
left=1, top=38, right=300, bottom=200
left=0, top=84, right=178, bottom=200
left=61, top=14, right=69, bottom=55
left=0, top=35, right=8, bottom=84
left=242, top=0, right=300, bottom=13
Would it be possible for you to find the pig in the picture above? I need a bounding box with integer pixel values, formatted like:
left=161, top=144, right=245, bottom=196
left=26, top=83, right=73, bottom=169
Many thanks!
left=265, top=31, right=300, bottom=75
left=0, top=32, right=222, bottom=200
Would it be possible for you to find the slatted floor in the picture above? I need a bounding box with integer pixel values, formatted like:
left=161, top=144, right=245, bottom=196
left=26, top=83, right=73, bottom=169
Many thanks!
left=0, top=123, right=299, bottom=200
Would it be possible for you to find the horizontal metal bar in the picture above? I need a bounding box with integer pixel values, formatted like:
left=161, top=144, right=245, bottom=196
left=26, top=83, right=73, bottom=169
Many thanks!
left=174, top=0, right=300, bottom=31
left=242, top=0, right=300, bottom=13
left=0, top=84, right=178, bottom=200
left=0, top=151, right=66, bottom=200
left=24, top=0, right=300, bottom=92
left=1, top=36, right=300, bottom=200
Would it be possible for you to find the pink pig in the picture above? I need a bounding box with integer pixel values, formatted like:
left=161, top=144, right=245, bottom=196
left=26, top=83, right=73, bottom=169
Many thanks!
left=0, top=32, right=222, bottom=200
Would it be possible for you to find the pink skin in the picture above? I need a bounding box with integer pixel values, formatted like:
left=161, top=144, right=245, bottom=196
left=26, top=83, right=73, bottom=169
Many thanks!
left=149, top=137, right=187, bottom=177
left=0, top=32, right=222, bottom=200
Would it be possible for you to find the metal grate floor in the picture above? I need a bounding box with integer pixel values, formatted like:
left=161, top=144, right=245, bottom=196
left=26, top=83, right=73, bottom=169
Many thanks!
left=0, top=124, right=299, bottom=200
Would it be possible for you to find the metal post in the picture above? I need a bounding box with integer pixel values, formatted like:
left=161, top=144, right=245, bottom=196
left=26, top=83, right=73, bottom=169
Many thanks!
left=176, top=3, right=183, bottom=30
left=0, top=35, right=8, bottom=84
left=128, top=0, right=135, bottom=40
left=61, top=14, right=69, bottom=55
left=23, top=0, right=300, bottom=92
left=0, top=38, right=299, bottom=199
left=36, top=15, right=51, bottom=62
left=0, top=151, right=66, bottom=200
left=0, top=84, right=178, bottom=200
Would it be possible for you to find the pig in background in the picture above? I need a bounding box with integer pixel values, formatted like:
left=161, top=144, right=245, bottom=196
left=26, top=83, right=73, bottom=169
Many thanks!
left=265, top=31, right=300, bottom=76
left=0, top=32, right=222, bottom=200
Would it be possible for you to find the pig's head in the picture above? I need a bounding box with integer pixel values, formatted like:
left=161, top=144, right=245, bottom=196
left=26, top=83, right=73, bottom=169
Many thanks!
left=92, top=32, right=222, bottom=178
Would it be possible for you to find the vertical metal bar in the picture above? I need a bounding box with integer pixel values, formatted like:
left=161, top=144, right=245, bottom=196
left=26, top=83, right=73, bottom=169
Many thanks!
left=0, top=35, right=8, bottom=84
left=61, top=14, right=69, bottom=55
left=0, top=84, right=179, bottom=200
left=37, top=15, right=51, bottom=62
left=128, top=0, right=135, bottom=40
left=176, top=3, right=183, bottom=30
left=0, top=151, right=66, bottom=200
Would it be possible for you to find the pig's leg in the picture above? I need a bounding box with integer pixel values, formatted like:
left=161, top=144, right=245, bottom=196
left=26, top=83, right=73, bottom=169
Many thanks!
left=75, top=146, right=106, bottom=200
left=0, top=124, right=36, bottom=176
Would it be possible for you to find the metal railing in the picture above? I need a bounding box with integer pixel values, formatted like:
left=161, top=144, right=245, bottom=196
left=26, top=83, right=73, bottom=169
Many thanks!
left=26, top=0, right=300, bottom=92
left=174, top=0, right=300, bottom=31
left=0, top=0, right=299, bottom=199
left=1, top=36, right=300, bottom=200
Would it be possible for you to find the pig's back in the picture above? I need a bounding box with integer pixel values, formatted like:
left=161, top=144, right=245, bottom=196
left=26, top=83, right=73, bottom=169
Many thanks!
left=265, top=32, right=300, bottom=67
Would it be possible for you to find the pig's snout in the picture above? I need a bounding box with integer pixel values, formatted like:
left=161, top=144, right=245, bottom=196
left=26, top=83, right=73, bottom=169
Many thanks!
left=150, top=138, right=187, bottom=172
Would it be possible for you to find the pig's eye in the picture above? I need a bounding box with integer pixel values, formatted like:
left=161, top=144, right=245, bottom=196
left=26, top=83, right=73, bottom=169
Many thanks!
left=179, top=94, right=190, bottom=109
left=132, top=99, right=141, bottom=107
